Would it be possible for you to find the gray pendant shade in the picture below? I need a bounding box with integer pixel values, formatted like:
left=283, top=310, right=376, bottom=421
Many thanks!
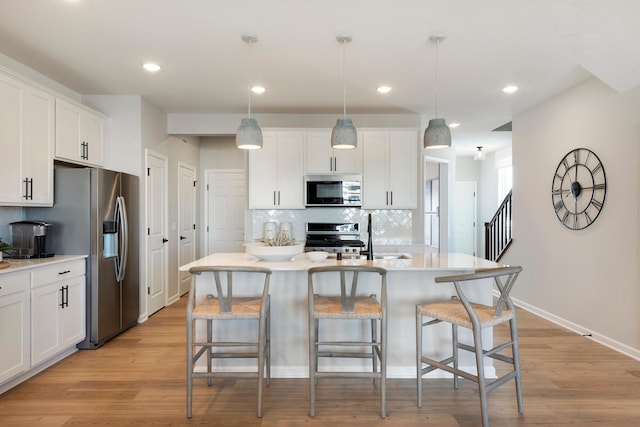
left=237, top=34, right=263, bottom=150
left=423, top=118, right=451, bottom=149
left=332, top=34, right=357, bottom=149
left=236, top=118, right=263, bottom=149
left=424, top=34, right=451, bottom=149
left=331, top=117, right=357, bottom=149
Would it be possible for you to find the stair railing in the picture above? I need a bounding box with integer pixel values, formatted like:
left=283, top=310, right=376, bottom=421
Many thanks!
left=484, top=190, right=512, bottom=262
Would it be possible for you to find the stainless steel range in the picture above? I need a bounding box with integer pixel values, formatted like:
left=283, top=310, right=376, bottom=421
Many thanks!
left=304, top=222, right=365, bottom=256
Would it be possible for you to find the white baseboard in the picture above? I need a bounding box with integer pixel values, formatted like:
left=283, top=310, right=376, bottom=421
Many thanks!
left=509, top=295, right=640, bottom=362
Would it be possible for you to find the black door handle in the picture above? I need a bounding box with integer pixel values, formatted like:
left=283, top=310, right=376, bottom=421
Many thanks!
left=162, top=238, right=169, bottom=243
left=180, top=236, right=187, bottom=240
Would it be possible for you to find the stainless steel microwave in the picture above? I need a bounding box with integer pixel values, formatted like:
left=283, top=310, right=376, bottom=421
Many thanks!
left=304, top=175, right=362, bottom=207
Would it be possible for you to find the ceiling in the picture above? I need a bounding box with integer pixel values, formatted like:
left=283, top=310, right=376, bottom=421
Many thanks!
left=1, top=0, right=639, bottom=155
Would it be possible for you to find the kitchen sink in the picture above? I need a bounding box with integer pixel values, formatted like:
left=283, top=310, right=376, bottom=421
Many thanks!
left=333, top=253, right=412, bottom=260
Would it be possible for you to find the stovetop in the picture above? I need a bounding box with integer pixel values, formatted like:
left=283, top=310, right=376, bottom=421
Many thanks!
left=304, top=222, right=364, bottom=254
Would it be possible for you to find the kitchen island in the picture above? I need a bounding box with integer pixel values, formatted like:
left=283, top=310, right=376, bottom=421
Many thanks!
left=180, top=252, right=500, bottom=378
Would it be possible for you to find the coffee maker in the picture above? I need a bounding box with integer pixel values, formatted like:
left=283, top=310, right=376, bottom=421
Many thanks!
left=8, top=221, right=54, bottom=258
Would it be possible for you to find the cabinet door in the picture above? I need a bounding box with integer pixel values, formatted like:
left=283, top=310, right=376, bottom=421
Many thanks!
left=55, top=99, right=83, bottom=162
left=81, top=110, right=105, bottom=166
left=248, top=132, right=278, bottom=208
left=0, top=272, right=30, bottom=383
left=362, top=132, right=390, bottom=209
left=387, top=131, right=417, bottom=209
left=0, top=72, right=24, bottom=204
left=275, top=131, right=304, bottom=209
left=23, top=86, right=54, bottom=205
left=55, top=98, right=105, bottom=166
left=31, top=282, right=62, bottom=365
left=305, top=130, right=362, bottom=174
left=60, top=276, right=86, bottom=348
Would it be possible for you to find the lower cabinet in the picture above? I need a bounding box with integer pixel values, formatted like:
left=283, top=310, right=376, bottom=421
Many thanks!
left=0, top=258, right=86, bottom=392
left=31, top=259, right=86, bottom=366
left=0, top=271, right=30, bottom=384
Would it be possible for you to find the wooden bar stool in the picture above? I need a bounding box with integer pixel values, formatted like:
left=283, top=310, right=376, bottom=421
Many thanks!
left=186, top=266, right=272, bottom=418
left=416, top=266, right=524, bottom=427
left=307, top=265, right=388, bottom=418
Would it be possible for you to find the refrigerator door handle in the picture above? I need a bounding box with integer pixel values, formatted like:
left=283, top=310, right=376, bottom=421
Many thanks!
left=114, top=196, right=129, bottom=282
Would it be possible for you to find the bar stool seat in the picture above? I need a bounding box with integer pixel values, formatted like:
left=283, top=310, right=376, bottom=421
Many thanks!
left=416, top=266, right=524, bottom=427
left=186, top=266, right=272, bottom=418
left=308, top=265, right=388, bottom=418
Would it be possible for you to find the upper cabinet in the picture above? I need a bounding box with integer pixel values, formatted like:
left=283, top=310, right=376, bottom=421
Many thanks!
left=248, top=130, right=305, bottom=209
left=305, top=129, right=362, bottom=174
left=0, top=70, right=54, bottom=206
left=55, top=98, right=106, bottom=167
left=362, top=130, right=418, bottom=209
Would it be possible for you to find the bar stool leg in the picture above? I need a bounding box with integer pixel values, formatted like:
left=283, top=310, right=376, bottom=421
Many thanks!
left=186, top=315, right=194, bottom=418
left=416, top=307, right=423, bottom=408
left=452, top=324, right=459, bottom=389
left=371, top=318, right=378, bottom=386
left=511, top=317, right=524, bottom=413
left=207, top=319, right=213, bottom=386
left=472, top=327, right=489, bottom=427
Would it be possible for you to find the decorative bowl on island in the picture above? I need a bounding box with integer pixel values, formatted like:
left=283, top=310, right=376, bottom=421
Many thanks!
left=306, top=251, right=329, bottom=262
left=245, top=241, right=305, bottom=261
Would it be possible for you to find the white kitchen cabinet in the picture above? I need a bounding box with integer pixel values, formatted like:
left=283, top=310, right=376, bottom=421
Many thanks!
left=55, top=98, right=106, bottom=166
left=30, top=259, right=86, bottom=366
left=0, top=71, right=54, bottom=206
left=0, top=271, right=30, bottom=384
left=248, top=130, right=304, bottom=209
left=362, top=130, right=418, bottom=209
left=305, top=129, right=362, bottom=174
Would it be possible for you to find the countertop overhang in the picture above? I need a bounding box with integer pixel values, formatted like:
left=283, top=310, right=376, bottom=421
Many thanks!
left=180, top=252, right=499, bottom=272
left=0, top=255, right=88, bottom=274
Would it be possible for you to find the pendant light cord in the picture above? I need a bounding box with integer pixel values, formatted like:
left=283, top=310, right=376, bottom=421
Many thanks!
left=247, top=39, right=253, bottom=118
left=342, top=39, right=347, bottom=118
left=435, top=38, right=439, bottom=119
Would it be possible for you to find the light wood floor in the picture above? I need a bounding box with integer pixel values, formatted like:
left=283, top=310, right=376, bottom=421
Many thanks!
left=2, top=295, right=640, bottom=426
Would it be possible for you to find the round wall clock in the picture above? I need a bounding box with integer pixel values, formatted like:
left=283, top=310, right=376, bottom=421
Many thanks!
left=551, top=148, right=606, bottom=230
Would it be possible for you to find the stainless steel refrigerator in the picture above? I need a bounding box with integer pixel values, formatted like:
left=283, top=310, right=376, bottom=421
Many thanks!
left=27, top=165, right=139, bottom=349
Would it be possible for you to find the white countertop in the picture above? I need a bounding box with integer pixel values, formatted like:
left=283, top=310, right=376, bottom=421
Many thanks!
left=0, top=255, right=88, bottom=274
left=180, top=252, right=499, bottom=272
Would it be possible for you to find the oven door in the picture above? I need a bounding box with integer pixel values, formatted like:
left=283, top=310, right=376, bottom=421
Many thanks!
left=305, top=175, right=361, bottom=207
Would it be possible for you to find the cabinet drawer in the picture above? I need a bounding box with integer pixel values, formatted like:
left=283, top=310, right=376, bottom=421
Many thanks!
left=32, top=259, right=86, bottom=288
left=0, top=271, right=30, bottom=297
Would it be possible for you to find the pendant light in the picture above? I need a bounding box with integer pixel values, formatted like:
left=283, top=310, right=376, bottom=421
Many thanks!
left=424, top=34, right=451, bottom=149
left=331, top=34, right=357, bottom=149
left=474, top=146, right=486, bottom=161
left=236, top=34, right=263, bottom=150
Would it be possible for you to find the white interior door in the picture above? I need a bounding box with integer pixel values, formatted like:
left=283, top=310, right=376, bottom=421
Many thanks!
left=205, top=169, right=246, bottom=254
left=178, top=162, right=196, bottom=296
left=454, top=181, right=477, bottom=256
left=145, top=150, right=168, bottom=316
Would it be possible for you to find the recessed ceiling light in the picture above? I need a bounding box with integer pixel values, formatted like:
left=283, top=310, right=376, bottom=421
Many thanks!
left=377, top=86, right=392, bottom=94
left=251, top=85, right=266, bottom=94
left=502, top=85, right=518, bottom=94
left=142, top=62, right=161, bottom=72
left=448, top=122, right=460, bottom=128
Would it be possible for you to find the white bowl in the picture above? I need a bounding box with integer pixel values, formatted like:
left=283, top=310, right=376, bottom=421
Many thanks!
left=306, top=251, right=329, bottom=262
left=245, top=242, right=305, bottom=261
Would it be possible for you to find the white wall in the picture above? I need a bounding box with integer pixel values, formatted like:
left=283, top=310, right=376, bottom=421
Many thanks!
left=502, top=77, right=640, bottom=355
left=143, top=121, right=200, bottom=306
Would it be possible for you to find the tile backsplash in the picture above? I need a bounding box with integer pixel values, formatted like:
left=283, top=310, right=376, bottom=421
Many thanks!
left=250, top=208, right=412, bottom=244
left=0, top=207, right=23, bottom=243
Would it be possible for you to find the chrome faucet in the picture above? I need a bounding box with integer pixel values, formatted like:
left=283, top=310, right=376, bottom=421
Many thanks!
left=360, top=213, right=374, bottom=260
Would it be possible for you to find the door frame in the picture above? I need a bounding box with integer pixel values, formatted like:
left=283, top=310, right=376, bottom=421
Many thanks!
left=143, top=149, right=168, bottom=319
left=204, top=169, right=246, bottom=256
left=178, top=161, right=197, bottom=296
